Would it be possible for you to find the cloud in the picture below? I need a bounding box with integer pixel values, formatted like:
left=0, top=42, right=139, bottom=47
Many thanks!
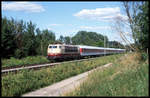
left=74, top=7, right=128, bottom=22
left=2, top=2, right=45, bottom=13
left=79, top=26, right=111, bottom=30
left=49, top=24, right=63, bottom=26
left=47, top=27, right=53, bottom=30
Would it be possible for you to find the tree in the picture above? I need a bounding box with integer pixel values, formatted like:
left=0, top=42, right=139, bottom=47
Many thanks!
left=1, top=17, right=17, bottom=58
left=110, top=2, right=144, bottom=51
left=72, top=31, right=106, bottom=46
left=120, top=1, right=148, bottom=52
left=108, top=41, right=124, bottom=48
left=35, top=28, right=43, bottom=55
left=1, top=17, right=57, bottom=58
left=41, top=29, right=56, bottom=56
left=95, top=40, right=104, bottom=47
left=133, top=2, right=149, bottom=51
left=22, top=21, right=37, bottom=56
left=14, top=19, right=26, bottom=58
left=59, top=35, right=64, bottom=43
left=64, top=36, right=71, bottom=44
left=58, top=35, right=71, bottom=44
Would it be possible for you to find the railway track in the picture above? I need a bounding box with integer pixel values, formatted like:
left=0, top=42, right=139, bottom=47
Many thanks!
left=1, top=57, right=101, bottom=76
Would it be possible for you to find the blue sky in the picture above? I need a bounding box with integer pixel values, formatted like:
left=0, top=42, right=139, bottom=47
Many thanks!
left=2, top=1, right=133, bottom=44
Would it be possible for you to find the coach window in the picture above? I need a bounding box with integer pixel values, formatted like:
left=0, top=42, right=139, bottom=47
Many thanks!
left=49, top=46, right=52, bottom=48
left=59, top=46, right=61, bottom=48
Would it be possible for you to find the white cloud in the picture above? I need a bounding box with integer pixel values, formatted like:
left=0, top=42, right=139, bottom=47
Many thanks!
left=49, top=24, right=62, bottom=26
left=47, top=27, right=53, bottom=30
left=2, top=2, right=45, bottom=13
left=80, top=26, right=111, bottom=30
left=74, top=7, right=128, bottom=22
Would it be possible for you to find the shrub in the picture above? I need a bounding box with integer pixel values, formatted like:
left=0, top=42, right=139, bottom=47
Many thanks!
left=140, top=52, right=148, bottom=61
left=2, top=56, right=50, bottom=68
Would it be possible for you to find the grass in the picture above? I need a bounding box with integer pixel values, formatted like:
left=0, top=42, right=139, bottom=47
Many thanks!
left=66, top=52, right=149, bottom=96
left=1, top=54, right=123, bottom=96
left=2, top=56, right=50, bottom=68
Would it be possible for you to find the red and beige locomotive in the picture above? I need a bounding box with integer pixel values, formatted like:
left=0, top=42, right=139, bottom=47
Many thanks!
left=47, top=44, right=125, bottom=60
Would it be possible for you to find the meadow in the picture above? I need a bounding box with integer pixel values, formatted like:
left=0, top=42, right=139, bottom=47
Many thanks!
left=2, top=56, right=50, bottom=68
left=66, top=52, right=149, bottom=96
left=2, top=54, right=123, bottom=96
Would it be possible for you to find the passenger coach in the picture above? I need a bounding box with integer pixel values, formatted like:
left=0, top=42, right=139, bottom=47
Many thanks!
left=78, top=45, right=125, bottom=57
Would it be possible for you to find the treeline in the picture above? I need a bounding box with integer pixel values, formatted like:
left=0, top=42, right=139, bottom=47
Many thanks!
left=2, top=17, right=55, bottom=59
left=1, top=17, right=124, bottom=59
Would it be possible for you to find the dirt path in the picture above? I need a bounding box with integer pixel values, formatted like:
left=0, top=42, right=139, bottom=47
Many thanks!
left=22, top=63, right=112, bottom=96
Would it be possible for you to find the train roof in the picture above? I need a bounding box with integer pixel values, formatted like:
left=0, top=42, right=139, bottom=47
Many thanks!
left=77, top=45, right=125, bottom=50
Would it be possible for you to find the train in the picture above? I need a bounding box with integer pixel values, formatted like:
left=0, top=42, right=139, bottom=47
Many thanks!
left=47, top=44, right=126, bottom=60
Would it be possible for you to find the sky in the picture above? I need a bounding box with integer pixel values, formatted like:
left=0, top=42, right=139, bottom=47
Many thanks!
left=2, top=1, right=134, bottom=44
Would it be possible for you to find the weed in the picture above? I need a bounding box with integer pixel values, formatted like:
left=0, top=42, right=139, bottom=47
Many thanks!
left=67, top=52, right=148, bottom=96
left=2, top=56, right=50, bottom=68
left=2, top=54, right=123, bottom=96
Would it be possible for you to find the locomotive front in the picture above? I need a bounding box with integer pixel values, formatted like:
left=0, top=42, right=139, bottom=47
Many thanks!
left=47, top=44, right=63, bottom=60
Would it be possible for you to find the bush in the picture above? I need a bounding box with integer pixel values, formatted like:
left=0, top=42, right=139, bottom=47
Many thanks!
left=2, top=56, right=50, bottom=68
left=14, top=49, right=22, bottom=59
left=141, top=52, right=148, bottom=61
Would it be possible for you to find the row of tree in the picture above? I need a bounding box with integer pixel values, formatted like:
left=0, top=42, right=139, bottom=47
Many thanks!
left=62, top=31, right=124, bottom=49
left=2, top=17, right=55, bottom=58
left=2, top=17, right=125, bottom=59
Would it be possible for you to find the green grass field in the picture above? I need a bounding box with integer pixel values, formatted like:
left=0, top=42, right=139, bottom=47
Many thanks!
left=2, top=56, right=50, bottom=68
left=2, top=54, right=123, bottom=96
left=66, top=52, right=149, bottom=96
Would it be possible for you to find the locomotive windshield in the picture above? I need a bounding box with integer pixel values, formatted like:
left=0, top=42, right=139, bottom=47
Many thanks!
left=49, top=46, right=57, bottom=48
